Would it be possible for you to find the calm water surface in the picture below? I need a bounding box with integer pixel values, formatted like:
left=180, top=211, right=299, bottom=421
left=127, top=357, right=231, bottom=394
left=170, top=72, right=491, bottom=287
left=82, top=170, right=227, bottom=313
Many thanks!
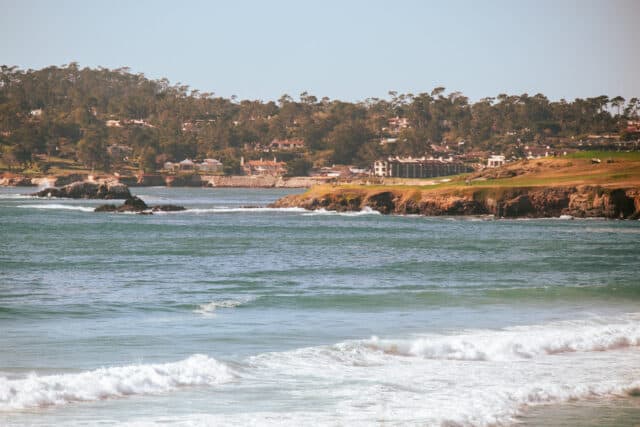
left=1, top=186, right=639, bottom=426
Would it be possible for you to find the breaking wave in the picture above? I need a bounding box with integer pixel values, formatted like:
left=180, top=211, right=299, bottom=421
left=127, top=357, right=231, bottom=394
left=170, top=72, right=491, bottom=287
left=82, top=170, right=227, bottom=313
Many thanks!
left=16, top=204, right=95, bottom=212
left=365, top=316, right=640, bottom=361
left=0, top=354, right=234, bottom=411
left=0, top=194, right=36, bottom=199
left=244, top=315, right=640, bottom=426
left=303, top=206, right=381, bottom=216
left=162, top=207, right=308, bottom=214
left=194, top=297, right=255, bottom=316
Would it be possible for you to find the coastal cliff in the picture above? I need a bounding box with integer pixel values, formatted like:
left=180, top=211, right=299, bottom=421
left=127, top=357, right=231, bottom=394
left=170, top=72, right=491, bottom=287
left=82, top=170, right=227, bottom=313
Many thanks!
left=272, top=154, right=640, bottom=219
left=271, top=185, right=640, bottom=219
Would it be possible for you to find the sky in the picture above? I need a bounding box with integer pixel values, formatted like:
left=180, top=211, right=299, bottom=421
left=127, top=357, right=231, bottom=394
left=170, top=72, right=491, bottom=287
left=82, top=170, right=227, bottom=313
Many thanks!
left=1, top=0, right=639, bottom=102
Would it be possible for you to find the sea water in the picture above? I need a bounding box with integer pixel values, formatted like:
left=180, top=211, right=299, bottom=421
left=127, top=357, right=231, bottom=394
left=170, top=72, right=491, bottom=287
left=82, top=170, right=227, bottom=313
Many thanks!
left=0, top=186, right=639, bottom=426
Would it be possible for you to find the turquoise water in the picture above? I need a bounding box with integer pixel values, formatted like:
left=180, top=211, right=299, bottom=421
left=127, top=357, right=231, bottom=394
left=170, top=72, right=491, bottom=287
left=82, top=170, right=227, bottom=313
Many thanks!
left=1, top=187, right=639, bottom=426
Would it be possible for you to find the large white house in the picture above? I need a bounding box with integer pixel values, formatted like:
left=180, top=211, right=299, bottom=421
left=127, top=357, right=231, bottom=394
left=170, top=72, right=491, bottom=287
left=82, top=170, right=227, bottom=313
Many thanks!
left=374, top=156, right=471, bottom=178
left=487, top=155, right=506, bottom=168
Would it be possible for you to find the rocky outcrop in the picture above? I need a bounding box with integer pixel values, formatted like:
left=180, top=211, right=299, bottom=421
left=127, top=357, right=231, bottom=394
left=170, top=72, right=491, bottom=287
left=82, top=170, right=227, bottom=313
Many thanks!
left=566, top=187, right=637, bottom=218
left=53, top=174, right=89, bottom=187
left=33, top=180, right=132, bottom=199
left=125, top=174, right=166, bottom=186
left=151, top=204, right=186, bottom=212
left=95, top=196, right=147, bottom=212
left=165, top=174, right=203, bottom=187
left=0, top=175, right=35, bottom=186
left=271, top=186, right=640, bottom=219
left=95, top=196, right=186, bottom=214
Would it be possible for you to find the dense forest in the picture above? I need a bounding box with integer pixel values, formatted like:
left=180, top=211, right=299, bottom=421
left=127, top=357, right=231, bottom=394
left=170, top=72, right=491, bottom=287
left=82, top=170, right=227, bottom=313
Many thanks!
left=1, top=64, right=638, bottom=174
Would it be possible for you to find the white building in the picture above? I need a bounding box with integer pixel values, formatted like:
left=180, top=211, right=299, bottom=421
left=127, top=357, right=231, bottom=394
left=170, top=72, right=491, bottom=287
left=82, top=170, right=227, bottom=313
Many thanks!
left=106, top=120, right=122, bottom=128
left=178, top=159, right=195, bottom=170
left=487, top=155, right=506, bottom=168
left=197, top=159, right=223, bottom=173
left=373, top=160, right=389, bottom=177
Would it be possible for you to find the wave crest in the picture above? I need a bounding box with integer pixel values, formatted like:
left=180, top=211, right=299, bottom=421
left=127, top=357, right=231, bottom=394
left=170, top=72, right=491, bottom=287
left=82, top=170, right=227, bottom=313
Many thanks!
left=16, top=204, right=95, bottom=212
left=366, top=317, right=640, bottom=361
left=194, top=297, right=254, bottom=316
left=303, top=206, right=381, bottom=216
left=0, top=354, right=234, bottom=410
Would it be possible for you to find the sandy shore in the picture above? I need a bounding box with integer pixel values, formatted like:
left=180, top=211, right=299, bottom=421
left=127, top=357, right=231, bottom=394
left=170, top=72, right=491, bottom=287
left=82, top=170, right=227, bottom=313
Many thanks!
left=519, top=397, right=640, bottom=426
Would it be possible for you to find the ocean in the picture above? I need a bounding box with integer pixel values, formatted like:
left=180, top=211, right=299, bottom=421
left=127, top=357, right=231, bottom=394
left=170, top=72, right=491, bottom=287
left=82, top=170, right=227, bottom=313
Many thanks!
left=1, top=186, right=639, bottom=426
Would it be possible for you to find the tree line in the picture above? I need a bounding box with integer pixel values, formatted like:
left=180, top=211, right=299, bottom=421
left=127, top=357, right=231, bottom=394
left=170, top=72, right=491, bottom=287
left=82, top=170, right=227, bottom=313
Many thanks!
left=1, top=64, right=638, bottom=173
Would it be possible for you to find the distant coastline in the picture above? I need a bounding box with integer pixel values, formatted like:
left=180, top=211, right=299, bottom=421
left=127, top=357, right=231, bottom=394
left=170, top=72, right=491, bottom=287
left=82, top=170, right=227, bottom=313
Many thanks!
left=0, top=172, right=333, bottom=189
left=271, top=153, right=640, bottom=219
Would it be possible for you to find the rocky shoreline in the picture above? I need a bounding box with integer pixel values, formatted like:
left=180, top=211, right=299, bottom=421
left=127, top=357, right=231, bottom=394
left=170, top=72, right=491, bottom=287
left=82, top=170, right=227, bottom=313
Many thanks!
left=0, top=173, right=331, bottom=188
left=270, top=185, right=640, bottom=219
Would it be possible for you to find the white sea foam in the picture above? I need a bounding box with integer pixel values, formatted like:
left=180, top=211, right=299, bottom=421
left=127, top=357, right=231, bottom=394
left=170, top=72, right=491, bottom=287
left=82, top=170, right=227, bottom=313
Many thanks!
left=166, top=207, right=308, bottom=214
left=244, top=314, right=640, bottom=426
left=5, top=317, right=639, bottom=425
left=365, top=316, right=640, bottom=361
left=0, top=193, right=36, bottom=199
left=0, top=354, right=234, bottom=411
left=16, top=204, right=95, bottom=212
left=303, top=206, right=381, bottom=216
left=194, top=297, right=255, bottom=317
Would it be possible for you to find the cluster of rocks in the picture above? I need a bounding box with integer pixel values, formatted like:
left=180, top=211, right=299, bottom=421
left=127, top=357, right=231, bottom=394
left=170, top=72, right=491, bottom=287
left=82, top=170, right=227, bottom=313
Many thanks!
left=271, top=186, right=640, bottom=219
left=94, top=196, right=185, bottom=214
left=31, top=180, right=186, bottom=214
left=34, top=181, right=131, bottom=199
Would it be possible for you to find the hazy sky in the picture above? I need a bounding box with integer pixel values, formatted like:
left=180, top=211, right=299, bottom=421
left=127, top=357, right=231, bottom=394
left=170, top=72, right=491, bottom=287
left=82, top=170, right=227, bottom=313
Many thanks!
left=2, top=0, right=638, bottom=102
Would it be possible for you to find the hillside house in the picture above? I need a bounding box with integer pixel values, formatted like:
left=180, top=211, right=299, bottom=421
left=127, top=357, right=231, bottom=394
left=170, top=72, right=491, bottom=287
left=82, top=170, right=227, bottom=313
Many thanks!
left=387, top=117, right=410, bottom=134
left=626, top=120, right=640, bottom=133
left=178, top=159, right=195, bottom=170
left=487, top=155, right=506, bottom=168
left=106, top=120, right=122, bottom=128
left=242, top=157, right=287, bottom=176
left=524, top=145, right=550, bottom=159
left=198, top=158, right=223, bottom=173
left=374, top=156, right=471, bottom=178
left=270, top=139, right=305, bottom=150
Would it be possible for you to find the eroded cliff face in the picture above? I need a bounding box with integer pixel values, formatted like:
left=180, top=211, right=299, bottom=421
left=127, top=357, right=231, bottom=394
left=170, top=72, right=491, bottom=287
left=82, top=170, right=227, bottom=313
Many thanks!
left=271, top=186, right=640, bottom=219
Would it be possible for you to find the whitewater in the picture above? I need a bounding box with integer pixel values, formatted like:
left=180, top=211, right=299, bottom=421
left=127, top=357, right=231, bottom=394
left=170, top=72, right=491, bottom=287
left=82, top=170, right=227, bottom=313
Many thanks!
left=1, top=186, right=639, bottom=426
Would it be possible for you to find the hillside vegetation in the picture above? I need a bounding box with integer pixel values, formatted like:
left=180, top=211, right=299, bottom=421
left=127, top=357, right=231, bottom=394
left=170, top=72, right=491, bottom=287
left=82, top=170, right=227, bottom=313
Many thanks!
left=1, top=64, right=638, bottom=175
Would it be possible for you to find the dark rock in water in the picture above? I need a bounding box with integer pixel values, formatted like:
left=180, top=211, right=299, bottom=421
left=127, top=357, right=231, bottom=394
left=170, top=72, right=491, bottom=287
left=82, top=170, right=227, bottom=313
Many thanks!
left=152, top=204, right=186, bottom=212
left=34, top=180, right=132, bottom=199
left=97, top=182, right=131, bottom=199
left=63, top=181, right=100, bottom=198
left=95, top=196, right=147, bottom=213
left=94, top=204, right=118, bottom=212
left=34, top=181, right=91, bottom=198
left=122, top=196, right=148, bottom=210
left=37, top=188, right=62, bottom=198
left=94, top=196, right=185, bottom=214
